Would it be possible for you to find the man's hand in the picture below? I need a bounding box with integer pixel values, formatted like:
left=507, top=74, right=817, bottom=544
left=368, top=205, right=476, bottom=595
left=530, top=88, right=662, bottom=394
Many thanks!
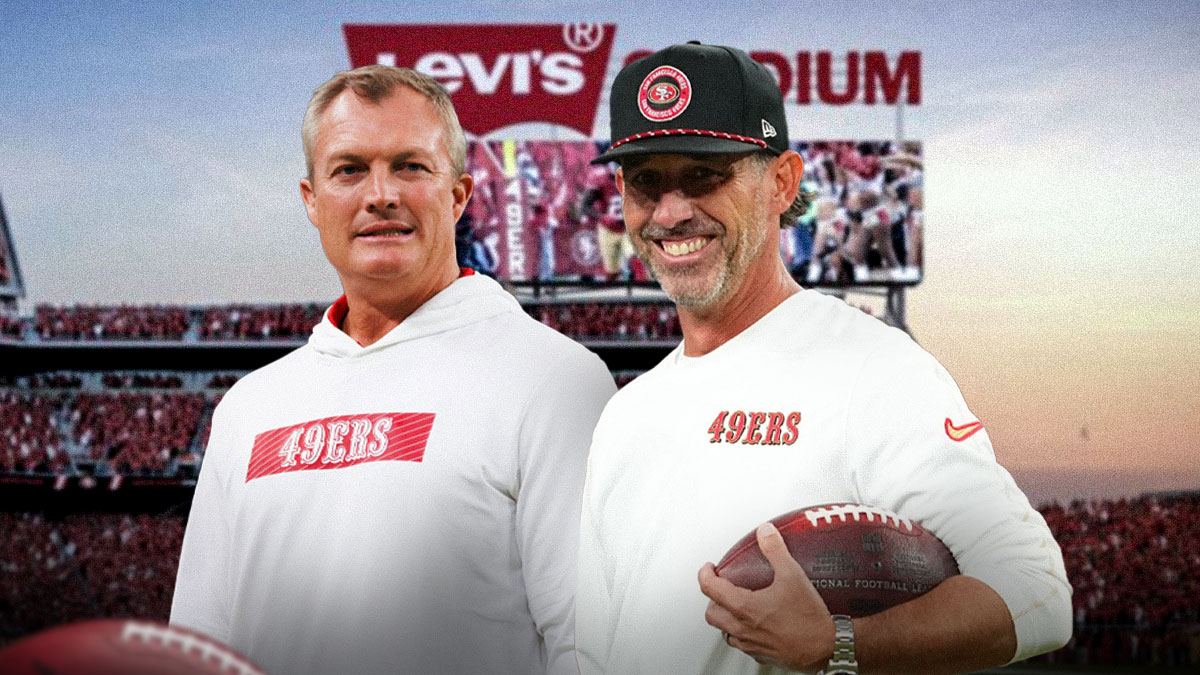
left=699, top=523, right=837, bottom=672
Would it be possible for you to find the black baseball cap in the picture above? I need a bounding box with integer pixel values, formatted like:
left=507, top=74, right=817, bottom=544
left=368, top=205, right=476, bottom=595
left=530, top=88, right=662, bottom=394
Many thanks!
left=592, top=41, right=789, bottom=164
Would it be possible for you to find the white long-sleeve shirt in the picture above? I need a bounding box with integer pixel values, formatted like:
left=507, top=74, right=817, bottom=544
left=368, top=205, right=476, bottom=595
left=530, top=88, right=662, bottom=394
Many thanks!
left=172, top=273, right=615, bottom=675
left=577, top=289, right=1071, bottom=675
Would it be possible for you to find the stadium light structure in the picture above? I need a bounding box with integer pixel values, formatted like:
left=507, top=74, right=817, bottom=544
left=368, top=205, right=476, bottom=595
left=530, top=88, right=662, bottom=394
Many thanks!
left=0, top=193, right=28, bottom=309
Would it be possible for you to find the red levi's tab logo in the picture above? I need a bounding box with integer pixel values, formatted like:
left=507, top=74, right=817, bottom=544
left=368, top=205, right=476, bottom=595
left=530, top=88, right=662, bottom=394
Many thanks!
left=343, top=23, right=616, bottom=137
left=246, top=413, right=435, bottom=482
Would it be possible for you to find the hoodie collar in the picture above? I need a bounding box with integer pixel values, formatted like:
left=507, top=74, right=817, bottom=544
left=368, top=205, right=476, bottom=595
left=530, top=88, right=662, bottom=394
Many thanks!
left=325, top=268, right=475, bottom=334
left=310, top=268, right=515, bottom=359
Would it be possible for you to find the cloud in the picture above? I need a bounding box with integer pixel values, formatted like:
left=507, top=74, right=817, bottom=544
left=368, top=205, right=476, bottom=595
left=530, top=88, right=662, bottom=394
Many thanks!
left=925, top=35, right=1200, bottom=276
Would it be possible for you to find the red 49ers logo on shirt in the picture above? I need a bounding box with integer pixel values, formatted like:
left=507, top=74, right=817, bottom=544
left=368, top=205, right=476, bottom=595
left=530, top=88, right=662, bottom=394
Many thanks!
left=707, top=410, right=801, bottom=445
left=246, top=412, right=434, bottom=482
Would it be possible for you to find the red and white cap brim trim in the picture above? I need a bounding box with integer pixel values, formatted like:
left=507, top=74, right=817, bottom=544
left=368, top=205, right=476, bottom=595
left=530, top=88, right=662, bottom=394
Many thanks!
left=609, top=128, right=767, bottom=150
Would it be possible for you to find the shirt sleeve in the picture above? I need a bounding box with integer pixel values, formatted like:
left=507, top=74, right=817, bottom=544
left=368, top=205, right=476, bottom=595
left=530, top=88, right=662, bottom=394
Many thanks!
left=516, top=349, right=616, bottom=675
left=169, top=398, right=236, bottom=644
left=845, top=342, right=1072, bottom=663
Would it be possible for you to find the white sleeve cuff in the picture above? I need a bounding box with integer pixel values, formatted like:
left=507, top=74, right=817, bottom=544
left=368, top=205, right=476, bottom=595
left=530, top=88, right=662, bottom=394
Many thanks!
left=965, top=566, right=1073, bottom=663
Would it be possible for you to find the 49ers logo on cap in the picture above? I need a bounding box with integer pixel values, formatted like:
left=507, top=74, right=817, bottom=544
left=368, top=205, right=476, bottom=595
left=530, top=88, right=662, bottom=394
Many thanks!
left=648, top=82, right=679, bottom=104
left=639, top=65, right=691, bottom=122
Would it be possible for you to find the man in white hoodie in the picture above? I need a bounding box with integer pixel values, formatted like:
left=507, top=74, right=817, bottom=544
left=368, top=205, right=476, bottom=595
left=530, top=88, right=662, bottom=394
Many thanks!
left=170, top=66, right=615, bottom=675
left=576, top=42, right=1071, bottom=675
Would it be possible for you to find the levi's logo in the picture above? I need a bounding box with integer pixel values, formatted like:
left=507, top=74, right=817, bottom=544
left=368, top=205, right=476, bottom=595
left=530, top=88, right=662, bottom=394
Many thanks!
left=707, top=410, right=802, bottom=445
left=944, top=417, right=983, bottom=442
left=246, top=412, right=435, bottom=482
left=343, top=23, right=616, bottom=137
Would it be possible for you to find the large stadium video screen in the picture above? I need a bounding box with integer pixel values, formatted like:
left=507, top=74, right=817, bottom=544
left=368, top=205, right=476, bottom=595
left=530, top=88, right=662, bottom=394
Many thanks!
left=459, top=139, right=923, bottom=287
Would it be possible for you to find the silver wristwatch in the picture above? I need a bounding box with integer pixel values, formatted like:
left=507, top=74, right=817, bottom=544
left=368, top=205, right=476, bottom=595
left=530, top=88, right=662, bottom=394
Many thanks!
left=817, top=614, right=858, bottom=675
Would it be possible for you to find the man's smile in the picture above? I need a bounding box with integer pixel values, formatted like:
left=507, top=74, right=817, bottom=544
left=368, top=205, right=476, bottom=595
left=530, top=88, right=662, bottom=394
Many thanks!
left=656, top=235, right=715, bottom=258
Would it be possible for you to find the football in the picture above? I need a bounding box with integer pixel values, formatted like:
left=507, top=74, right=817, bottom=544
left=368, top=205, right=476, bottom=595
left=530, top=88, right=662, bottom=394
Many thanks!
left=0, top=619, right=266, bottom=675
left=715, top=503, right=959, bottom=617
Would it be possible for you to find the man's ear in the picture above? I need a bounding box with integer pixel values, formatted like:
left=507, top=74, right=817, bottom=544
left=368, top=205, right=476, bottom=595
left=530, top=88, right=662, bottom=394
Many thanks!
left=770, top=151, right=805, bottom=218
left=615, top=166, right=625, bottom=198
left=451, top=172, right=474, bottom=223
left=300, top=177, right=319, bottom=228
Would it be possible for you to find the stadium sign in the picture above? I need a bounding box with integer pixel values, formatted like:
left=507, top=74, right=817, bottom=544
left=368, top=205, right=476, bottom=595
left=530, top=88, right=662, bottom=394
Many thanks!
left=344, top=23, right=617, bottom=137
left=343, top=23, right=921, bottom=137
left=623, top=49, right=921, bottom=106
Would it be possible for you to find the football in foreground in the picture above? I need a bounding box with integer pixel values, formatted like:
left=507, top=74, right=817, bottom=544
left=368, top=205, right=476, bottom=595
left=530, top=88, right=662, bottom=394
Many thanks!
left=0, top=619, right=265, bottom=675
left=715, top=503, right=959, bottom=617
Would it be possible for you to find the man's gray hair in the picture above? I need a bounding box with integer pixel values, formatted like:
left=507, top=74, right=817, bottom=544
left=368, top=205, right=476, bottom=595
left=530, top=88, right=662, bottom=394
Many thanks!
left=749, top=152, right=815, bottom=229
left=302, top=65, right=467, bottom=180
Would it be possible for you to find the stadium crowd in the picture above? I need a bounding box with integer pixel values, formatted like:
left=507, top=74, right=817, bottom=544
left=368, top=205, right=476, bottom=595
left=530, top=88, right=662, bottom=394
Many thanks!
left=199, top=304, right=324, bottom=340
left=0, top=313, right=20, bottom=339
left=1038, top=496, right=1200, bottom=667
left=0, top=391, right=66, bottom=473
left=0, top=512, right=181, bottom=641
left=65, top=393, right=206, bottom=474
left=3, top=300, right=693, bottom=344
left=1, top=494, right=1196, bottom=666
left=101, top=373, right=183, bottom=390
left=527, top=302, right=681, bottom=341
left=35, top=305, right=190, bottom=341
left=37, top=373, right=83, bottom=389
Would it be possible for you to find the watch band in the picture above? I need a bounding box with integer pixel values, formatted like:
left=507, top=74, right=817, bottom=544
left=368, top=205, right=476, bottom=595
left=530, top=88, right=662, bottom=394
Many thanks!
left=818, top=614, right=858, bottom=675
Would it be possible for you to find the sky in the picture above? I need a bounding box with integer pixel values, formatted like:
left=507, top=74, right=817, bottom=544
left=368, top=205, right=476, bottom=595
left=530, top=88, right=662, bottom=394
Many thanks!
left=0, top=0, right=1197, bottom=503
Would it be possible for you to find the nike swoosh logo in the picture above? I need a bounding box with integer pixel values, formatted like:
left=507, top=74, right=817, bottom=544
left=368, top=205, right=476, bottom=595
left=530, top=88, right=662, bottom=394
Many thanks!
left=944, top=417, right=983, bottom=442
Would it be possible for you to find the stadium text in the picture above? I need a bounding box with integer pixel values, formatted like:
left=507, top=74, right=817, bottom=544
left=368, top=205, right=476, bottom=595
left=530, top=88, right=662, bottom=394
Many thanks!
left=345, top=23, right=615, bottom=136
left=504, top=174, right=526, bottom=278
left=625, top=49, right=922, bottom=105
left=345, top=25, right=920, bottom=137
left=411, top=51, right=585, bottom=96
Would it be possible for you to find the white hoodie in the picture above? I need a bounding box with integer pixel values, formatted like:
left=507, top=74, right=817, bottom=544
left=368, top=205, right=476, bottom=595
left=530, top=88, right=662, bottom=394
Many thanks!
left=171, top=273, right=615, bottom=675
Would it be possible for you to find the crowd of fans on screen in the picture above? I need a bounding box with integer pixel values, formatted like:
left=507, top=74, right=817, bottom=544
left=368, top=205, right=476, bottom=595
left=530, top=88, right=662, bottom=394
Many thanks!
left=1, top=495, right=1196, bottom=665
left=461, top=139, right=923, bottom=285
left=791, top=140, right=924, bottom=285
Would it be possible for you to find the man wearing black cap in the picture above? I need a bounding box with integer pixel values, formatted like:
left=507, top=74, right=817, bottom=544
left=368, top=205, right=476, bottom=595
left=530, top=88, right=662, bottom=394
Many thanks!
left=575, top=43, right=1071, bottom=675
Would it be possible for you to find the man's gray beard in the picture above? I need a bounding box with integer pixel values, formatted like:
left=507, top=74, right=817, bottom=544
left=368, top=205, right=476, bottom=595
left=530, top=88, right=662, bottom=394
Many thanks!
left=650, top=216, right=763, bottom=308
left=658, top=256, right=731, bottom=307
